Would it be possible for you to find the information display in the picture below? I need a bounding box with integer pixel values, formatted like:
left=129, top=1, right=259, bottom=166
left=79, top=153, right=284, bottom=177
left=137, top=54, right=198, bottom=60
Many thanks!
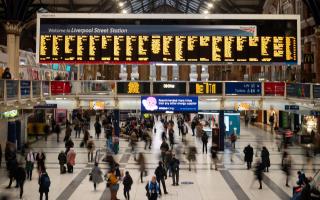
left=313, top=85, right=320, bottom=99
left=153, top=82, right=186, bottom=94
left=117, top=82, right=150, bottom=94
left=141, top=96, right=198, bottom=112
left=189, top=82, right=222, bottom=95
left=264, top=82, right=285, bottom=96
left=225, top=82, right=261, bottom=95
left=38, top=14, right=299, bottom=64
left=286, top=83, right=310, bottom=98
left=20, top=81, right=31, bottom=97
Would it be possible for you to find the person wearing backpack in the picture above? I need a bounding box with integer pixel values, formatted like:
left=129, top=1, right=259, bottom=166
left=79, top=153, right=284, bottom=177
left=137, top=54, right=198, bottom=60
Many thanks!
left=58, top=151, right=67, bottom=174
left=154, top=161, right=168, bottom=195
left=39, top=170, right=50, bottom=200
left=123, top=171, right=133, bottom=200
left=201, top=131, right=209, bottom=154
left=145, top=176, right=160, bottom=200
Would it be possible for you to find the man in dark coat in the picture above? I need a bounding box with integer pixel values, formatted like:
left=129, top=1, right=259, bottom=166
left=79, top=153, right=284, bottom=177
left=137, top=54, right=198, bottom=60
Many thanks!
left=169, top=154, right=180, bottom=186
left=243, top=144, right=254, bottom=169
left=16, top=164, right=26, bottom=199
left=39, top=170, right=50, bottom=200
left=123, top=171, right=133, bottom=200
left=261, top=146, right=270, bottom=172
left=154, top=161, right=168, bottom=195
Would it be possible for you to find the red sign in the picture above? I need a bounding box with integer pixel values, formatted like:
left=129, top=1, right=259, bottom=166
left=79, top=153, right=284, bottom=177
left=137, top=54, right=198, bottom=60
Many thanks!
left=51, top=81, right=71, bottom=95
left=264, top=82, right=285, bottom=96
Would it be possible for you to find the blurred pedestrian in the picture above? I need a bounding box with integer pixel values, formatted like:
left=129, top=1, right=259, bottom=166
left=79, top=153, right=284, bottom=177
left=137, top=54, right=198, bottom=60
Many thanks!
left=94, top=120, right=102, bottom=139
left=253, top=159, right=264, bottom=189
left=261, top=146, right=270, bottom=172
left=155, top=161, right=168, bottom=195
left=90, top=162, right=103, bottom=190
left=169, top=128, right=175, bottom=150
left=243, top=144, right=254, bottom=169
left=201, top=130, right=209, bottom=154
left=187, top=146, right=197, bottom=171
left=36, top=150, right=46, bottom=172
left=87, top=136, right=95, bottom=162
left=169, top=154, right=180, bottom=186
left=67, top=148, right=76, bottom=173
left=2, top=68, right=11, bottom=79
left=160, top=139, right=169, bottom=162
left=39, top=169, right=50, bottom=200
left=15, top=164, right=26, bottom=199
left=55, top=124, right=61, bottom=142
left=58, top=150, right=67, bottom=174
left=137, top=152, right=146, bottom=183
left=106, top=168, right=119, bottom=200
left=210, top=144, right=218, bottom=170
left=25, top=149, right=35, bottom=180
left=145, top=176, right=160, bottom=200
left=282, top=151, right=291, bottom=187
left=123, top=171, right=133, bottom=200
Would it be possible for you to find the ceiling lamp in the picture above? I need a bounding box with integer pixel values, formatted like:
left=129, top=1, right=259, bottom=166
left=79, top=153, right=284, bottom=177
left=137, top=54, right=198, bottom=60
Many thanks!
left=118, top=2, right=124, bottom=7
left=207, top=3, right=213, bottom=8
left=203, top=10, right=209, bottom=14
left=122, top=10, right=128, bottom=14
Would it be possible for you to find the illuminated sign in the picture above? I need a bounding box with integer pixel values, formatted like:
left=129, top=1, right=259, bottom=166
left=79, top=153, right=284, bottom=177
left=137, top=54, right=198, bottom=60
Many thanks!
left=225, top=82, right=261, bottom=95
left=117, top=82, right=150, bottom=94
left=313, top=85, right=320, bottom=99
left=153, top=82, right=186, bottom=94
left=89, top=101, right=105, bottom=110
left=264, top=82, right=285, bottom=96
left=286, top=83, right=310, bottom=98
left=141, top=96, right=198, bottom=112
left=189, top=82, right=222, bottom=95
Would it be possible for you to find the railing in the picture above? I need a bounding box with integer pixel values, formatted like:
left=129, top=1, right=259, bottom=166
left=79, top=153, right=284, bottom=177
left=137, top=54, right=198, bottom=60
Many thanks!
left=0, top=80, right=319, bottom=103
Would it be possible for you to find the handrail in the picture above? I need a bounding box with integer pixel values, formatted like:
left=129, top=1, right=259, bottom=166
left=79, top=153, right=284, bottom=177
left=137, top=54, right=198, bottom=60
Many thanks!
left=0, top=79, right=319, bottom=105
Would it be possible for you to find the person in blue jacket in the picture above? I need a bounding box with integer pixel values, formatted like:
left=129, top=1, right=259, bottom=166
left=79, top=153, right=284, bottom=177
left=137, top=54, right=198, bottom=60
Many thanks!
left=145, top=176, right=160, bottom=200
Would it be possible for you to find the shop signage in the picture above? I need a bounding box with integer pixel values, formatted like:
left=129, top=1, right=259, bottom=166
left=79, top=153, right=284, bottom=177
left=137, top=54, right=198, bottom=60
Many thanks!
left=189, top=82, right=222, bottom=95
left=286, top=83, right=310, bottom=98
left=313, top=85, right=320, bottom=99
left=153, top=82, right=186, bottom=94
left=264, top=82, right=285, bottom=96
left=303, top=53, right=314, bottom=64
left=285, top=105, right=299, bottom=110
left=141, top=96, right=198, bottom=112
left=6, top=80, right=18, bottom=99
left=225, top=82, right=261, bottom=95
left=117, top=82, right=150, bottom=94
left=51, top=81, right=71, bottom=95
left=20, top=81, right=31, bottom=97
left=34, top=104, right=57, bottom=109
left=310, top=110, right=320, bottom=116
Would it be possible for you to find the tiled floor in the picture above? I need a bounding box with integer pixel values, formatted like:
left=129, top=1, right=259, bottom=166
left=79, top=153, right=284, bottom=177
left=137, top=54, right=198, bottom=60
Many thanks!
left=0, top=116, right=319, bottom=200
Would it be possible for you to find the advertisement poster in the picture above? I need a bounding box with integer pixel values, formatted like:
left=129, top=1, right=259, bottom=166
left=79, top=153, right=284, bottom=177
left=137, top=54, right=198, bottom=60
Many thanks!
left=153, top=82, right=186, bottom=94
left=313, top=85, right=320, bottom=99
left=141, top=96, right=198, bottom=112
left=189, top=82, right=223, bottom=95
left=286, top=83, right=310, bottom=98
left=117, top=82, right=150, bottom=94
left=264, top=82, right=285, bottom=96
left=51, top=81, right=71, bottom=95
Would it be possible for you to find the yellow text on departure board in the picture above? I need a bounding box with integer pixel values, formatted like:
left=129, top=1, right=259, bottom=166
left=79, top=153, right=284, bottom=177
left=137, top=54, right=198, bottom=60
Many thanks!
left=196, top=82, right=217, bottom=94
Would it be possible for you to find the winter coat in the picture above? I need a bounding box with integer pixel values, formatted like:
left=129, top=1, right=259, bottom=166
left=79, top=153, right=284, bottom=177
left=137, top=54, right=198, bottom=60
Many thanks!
left=16, top=166, right=26, bottom=182
left=67, top=149, right=76, bottom=166
left=261, top=149, right=270, bottom=167
left=155, top=165, right=166, bottom=180
left=39, top=172, right=50, bottom=193
left=243, top=146, right=254, bottom=162
left=58, top=152, right=67, bottom=165
left=123, top=174, right=133, bottom=190
left=91, top=166, right=103, bottom=184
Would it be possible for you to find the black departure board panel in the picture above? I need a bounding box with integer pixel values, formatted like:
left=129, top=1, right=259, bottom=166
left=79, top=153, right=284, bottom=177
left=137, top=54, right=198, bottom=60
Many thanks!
left=38, top=16, right=299, bottom=64
left=39, top=35, right=298, bottom=64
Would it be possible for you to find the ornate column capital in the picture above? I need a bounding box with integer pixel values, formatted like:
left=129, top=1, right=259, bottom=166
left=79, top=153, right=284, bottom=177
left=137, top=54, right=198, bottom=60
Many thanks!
left=3, top=21, right=23, bottom=35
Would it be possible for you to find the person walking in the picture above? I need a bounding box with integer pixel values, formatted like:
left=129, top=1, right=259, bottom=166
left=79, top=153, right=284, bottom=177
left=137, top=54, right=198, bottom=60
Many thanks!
left=230, top=133, right=237, bottom=150
left=123, top=171, right=133, bottom=200
left=137, top=152, right=146, bottom=183
left=169, top=128, right=175, bottom=150
left=83, top=129, right=90, bottom=147
left=245, top=114, right=249, bottom=127
left=6, top=158, right=18, bottom=188
left=282, top=151, right=291, bottom=187
left=155, top=161, right=168, bottom=195
left=44, top=124, right=50, bottom=141
left=94, top=120, right=102, bottom=139
left=67, top=148, right=76, bottom=173
left=58, top=150, right=67, bottom=174
left=210, top=144, right=218, bottom=170
left=145, top=176, right=160, bottom=200
left=201, top=131, right=209, bottom=154
left=64, top=125, right=72, bottom=142
left=243, top=144, right=254, bottom=169
left=39, top=170, right=50, bottom=200
left=25, top=149, right=35, bottom=180
left=169, top=154, right=180, bottom=186
left=187, top=146, right=197, bottom=172
left=191, top=119, right=196, bottom=136
left=74, top=121, right=81, bottom=138
left=253, top=159, right=264, bottom=189
left=107, top=169, right=119, bottom=200
left=2, top=67, right=11, bottom=79
left=87, top=137, right=95, bottom=162
left=181, top=122, right=188, bottom=142
left=160, top=140, right=169, bottom=162
left=261, top=146, right=270, bottom=172
left=55, top=124, right=61, bottom=142
left=90, top=162, right=103, bottom=191
left=16, top=164, right=26, bottom=199
left=36, top=150, right=46, bottom=172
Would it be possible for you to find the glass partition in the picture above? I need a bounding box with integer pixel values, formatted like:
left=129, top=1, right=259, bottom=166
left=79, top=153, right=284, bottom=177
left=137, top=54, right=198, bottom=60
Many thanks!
left=6, top=80, right=19, bottom=100
left=32, top=81, right=41, bottom=97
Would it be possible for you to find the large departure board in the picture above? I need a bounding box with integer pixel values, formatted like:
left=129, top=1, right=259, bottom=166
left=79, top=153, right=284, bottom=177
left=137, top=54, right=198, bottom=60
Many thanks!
left=37, top=14, right=300, bottom=64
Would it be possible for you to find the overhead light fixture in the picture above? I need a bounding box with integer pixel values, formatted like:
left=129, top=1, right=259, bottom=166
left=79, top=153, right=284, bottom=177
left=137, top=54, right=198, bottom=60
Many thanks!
left=207, top=3, right=213, bottom=8
left=119, top=2, right=124, bottom=7
left=122, top=10, right=127, bottom=14
left=206, top=98, right=218, bottom=101
left=203, top=10, right=209, bottom=14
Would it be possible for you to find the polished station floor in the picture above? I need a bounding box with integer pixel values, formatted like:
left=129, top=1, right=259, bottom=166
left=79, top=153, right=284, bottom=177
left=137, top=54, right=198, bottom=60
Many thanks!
left=0, top=116, right=319, bottom=200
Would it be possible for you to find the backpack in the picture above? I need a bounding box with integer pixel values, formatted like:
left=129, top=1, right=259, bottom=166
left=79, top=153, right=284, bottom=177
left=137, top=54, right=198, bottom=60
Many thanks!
left=42, top=174, right=51, bottom=188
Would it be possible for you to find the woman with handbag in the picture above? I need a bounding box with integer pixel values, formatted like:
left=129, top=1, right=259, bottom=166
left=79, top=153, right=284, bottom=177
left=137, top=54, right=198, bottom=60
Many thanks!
left=90, top=162, right=103, bottom=191
left=106, top=168, right=119, bottom=200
